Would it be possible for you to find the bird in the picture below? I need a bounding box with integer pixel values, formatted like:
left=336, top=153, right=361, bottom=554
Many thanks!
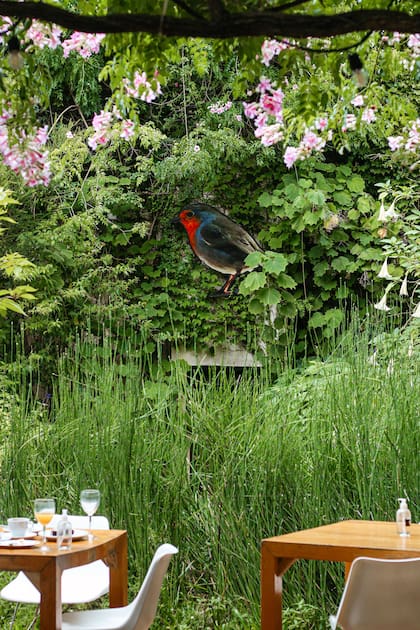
left=172, top=201, right=263, bottom=296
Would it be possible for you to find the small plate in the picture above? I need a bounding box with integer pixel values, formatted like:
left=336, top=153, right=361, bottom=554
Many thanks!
left=0, top=539, right=40, bottom=548
left=45, top=529, right=88, bottom=542
left=0, top=532, right=12, bottom=542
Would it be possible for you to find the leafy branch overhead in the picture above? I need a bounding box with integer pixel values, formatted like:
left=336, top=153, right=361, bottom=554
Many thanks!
left=0, top=1, right=418, bottom=37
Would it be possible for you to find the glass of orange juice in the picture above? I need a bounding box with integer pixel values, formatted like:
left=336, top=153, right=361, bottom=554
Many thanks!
left=34, top=498, right=55, bottom=550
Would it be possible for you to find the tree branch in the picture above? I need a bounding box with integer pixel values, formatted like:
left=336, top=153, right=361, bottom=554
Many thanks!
left=0, top=2, right=418, bottom=37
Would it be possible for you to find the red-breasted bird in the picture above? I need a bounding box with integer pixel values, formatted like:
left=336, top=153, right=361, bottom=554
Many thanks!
left=172, top=202, right=263, bottom=295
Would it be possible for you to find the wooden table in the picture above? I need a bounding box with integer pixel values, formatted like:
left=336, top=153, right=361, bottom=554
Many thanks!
left=0, top=529, right=128, bottom=629
left=261, top=520, right=420, bottom=630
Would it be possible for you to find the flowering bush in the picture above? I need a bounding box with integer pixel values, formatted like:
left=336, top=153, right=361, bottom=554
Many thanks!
left=0, top=17, right=161, bottom=185
left=241, top=32, right=419, bottom=169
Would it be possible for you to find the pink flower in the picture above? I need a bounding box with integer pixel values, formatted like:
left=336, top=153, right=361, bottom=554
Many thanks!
left=315, top=117, right=328, bottom=131
left=193, top=145, right=200, bottom=152
left=407, top=34, right=420, bottom=55
left=302, top=130, right=323, bottom=150
left=362, top=107, right=376, bottom=123
left=257, top=77, right=272, bottom=93
left=261, top=39, right=290, bottom=66
left=26, top=21, right=63, bottom=49
left=283, top=146, right=301, bottom=168
left=261, top=40, right=281, bottom=66
left=123, top=71, right=161, bottom=103
left=35, top=125, right=49, bottom=145
left=351, top=95, right=364, bottom=107
left=0, top=116, right=51, bottom=186
left=208, top=101, right=232, bottom=114
left=342, top=114, right=357, bottom=132
left=255, top=123, right=283, bottom=146
left=243, top=102, right=259, bottom=119
left=120, top=120, right=135, bottom=140
left=62, top=32, right=105, bottom=58
left=388, top=135, right=404, bottom=151
left=260, top=93, right=283, bottom=117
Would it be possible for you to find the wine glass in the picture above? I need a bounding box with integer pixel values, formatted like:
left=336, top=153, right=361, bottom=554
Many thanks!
left=34, top=498, right=55, bottom=551
left=80, top=489, right=100, bottom=541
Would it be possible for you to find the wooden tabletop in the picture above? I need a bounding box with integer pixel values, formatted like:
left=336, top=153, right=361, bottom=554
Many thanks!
left=0, top=529, right=128, bottom=629
left=261, top=520, right=420, bottom=630
left=262, top=520, right=420, bottom=562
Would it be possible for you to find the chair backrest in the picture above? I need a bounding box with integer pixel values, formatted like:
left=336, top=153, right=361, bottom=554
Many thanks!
left=126, top=544, right=178, bottom=630
left=334, top=556, right=420, bottom=630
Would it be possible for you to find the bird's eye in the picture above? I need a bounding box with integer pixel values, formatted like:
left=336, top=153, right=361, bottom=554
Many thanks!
left=184, top=211, right=194, bottom=219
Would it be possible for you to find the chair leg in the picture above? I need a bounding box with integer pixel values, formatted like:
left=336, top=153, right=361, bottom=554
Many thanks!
left=27, top=608, right=39, bottom=630
left=7, top=603, right=39, bottom=630
left=8, top=602, right=20, bottom=629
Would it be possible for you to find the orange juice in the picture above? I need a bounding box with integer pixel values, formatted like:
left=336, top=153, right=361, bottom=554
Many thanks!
left=35, top=511, right=53, bottom=526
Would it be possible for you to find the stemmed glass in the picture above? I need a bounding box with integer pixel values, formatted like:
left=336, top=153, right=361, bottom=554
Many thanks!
left=34, top=498, right=55, bottom=551
left=80, top=489, right=100, bottom=542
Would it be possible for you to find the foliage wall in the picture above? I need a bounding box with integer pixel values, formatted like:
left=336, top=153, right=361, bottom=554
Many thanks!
left=0, top=39, right=418, bottom=380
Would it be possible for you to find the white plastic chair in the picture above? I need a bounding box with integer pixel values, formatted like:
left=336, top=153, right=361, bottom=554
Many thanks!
left=329, top=556, right=420, bottom=630
left=0, top=515, right=110, bottom=625
left=61, top=543, right=178, bottom=630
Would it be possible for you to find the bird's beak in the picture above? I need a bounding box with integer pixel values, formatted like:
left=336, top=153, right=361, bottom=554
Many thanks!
left=171, top=215, right=180, bottom=225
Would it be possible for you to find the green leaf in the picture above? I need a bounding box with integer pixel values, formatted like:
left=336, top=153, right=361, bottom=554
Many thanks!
left=307, top=190, right=326, bottom=206
left=276, top=273, right=297, bottom=289
left=325, top=308, right=345, bottom=328
left=257, top=287, right=281, bottom=305
left=299, top=179, right=313, bottom=189
left=313, top=261, right=329, bottom=276
left=347, top=176, right=365, bottom=193
left=284, top=183, right=301, bottom=201
left=333, top=191, right=352, bottom=207
left=239, top=271, right=267, bottom=293
left=278, top=301, right=298, bottom=317
left=248, top=298, right=264, bottom=314
left=347, top=209, right=359, bottom=221
left=0, top=298, right=25, bottom=315
left=291, top=215, right=306, bottom=233
left=331, top=256, right=350, bottom=272
left=245, top=251, right=263, bottom=268
left=258, top=192, right=273, bottom=208
left=263, top=253, right=288, bottom=275
left=308, top=312, right=326, bottom=328
left=357, top=197, right=371, bottom=214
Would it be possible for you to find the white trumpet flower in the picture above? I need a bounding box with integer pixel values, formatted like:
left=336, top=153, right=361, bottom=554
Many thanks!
left=384, top=200, right=399, bottom=221
left=399, top=274, right=409, bottom=296
left=412, top=302, right=420, bottom=318
left=377, top=258, right=394, bottom=280
left=378, top=200, right=388, bottom=222
left=374, top=293, right=391, bottom=311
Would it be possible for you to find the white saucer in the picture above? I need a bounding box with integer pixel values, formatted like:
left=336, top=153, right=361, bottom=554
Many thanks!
left=0, top=539, right=40, bottom=548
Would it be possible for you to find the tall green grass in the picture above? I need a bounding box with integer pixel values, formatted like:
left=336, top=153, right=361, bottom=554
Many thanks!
left=0, top=317, right=418, bottom=628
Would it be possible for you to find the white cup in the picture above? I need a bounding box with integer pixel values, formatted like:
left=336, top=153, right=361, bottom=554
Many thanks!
left=7, top=517, right=33, bottom=538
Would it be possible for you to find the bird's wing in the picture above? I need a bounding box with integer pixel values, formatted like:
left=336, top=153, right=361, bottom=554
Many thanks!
left=200, top=218, right=262, bottom=255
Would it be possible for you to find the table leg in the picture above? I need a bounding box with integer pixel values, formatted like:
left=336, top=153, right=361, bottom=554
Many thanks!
left=38, top=559, right=62, bottom=630
left=261, top=544, right=295, bottom=630
left=109, top=531, right=128, bottom=607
